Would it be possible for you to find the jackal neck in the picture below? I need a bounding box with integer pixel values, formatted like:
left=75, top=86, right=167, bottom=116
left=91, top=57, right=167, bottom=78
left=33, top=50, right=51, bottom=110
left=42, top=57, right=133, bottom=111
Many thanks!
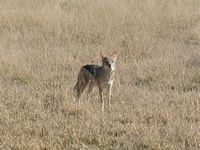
left=101, top=65, right=115, bottom=77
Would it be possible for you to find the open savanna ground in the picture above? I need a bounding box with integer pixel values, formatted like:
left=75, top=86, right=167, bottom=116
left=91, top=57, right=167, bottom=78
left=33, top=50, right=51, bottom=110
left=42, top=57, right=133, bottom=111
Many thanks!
left=0, top=0, right=200, bottom=149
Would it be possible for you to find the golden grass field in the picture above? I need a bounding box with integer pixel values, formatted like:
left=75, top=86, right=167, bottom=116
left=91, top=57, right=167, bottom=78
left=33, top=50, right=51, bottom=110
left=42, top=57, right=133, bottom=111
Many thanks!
left=0, top=0, right=200, bottom=149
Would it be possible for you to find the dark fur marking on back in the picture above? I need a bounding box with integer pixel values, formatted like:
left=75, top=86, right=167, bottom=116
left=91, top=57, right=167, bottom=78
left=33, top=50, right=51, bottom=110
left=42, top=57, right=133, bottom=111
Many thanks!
left=83, top=64, right=101, bottom=79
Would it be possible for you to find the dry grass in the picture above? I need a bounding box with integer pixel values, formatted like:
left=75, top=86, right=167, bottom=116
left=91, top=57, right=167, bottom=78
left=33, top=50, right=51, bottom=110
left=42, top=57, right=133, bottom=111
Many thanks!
left=0, top=0, right=200, bottom=149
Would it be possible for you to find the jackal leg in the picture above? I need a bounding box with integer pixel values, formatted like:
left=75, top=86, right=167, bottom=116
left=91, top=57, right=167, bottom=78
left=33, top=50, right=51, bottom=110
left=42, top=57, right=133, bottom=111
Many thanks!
left=87, top=83, right=93, bottom=101
left=98, top=86, right=104, bottom=111
left=106, top=84, right=112, bottom=106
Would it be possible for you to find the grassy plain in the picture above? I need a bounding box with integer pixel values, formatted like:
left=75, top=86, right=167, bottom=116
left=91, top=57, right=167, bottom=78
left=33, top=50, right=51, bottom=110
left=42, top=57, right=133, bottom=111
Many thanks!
left=0, top=0, right=199, bottom=149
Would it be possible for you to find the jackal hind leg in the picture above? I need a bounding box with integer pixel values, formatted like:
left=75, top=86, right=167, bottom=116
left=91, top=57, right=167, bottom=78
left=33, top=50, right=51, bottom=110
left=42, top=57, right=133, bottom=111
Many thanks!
left=87, top=82, right=94, bottom=102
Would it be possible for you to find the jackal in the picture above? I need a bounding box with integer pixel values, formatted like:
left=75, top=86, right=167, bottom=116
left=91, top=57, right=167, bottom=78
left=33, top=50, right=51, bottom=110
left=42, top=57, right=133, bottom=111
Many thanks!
left=73, top=51, right=118, bottom=110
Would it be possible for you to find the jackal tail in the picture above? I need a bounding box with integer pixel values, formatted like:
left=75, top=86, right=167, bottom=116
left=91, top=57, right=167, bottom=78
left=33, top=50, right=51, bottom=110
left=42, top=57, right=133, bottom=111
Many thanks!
left=73, top=67, right=88, bottom=99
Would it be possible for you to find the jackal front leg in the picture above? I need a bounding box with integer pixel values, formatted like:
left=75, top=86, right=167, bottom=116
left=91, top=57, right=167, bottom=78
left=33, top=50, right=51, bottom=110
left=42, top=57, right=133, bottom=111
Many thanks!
left=106, top=84, right=112, bottom=106
left=98, top=86, right=104, bottom=111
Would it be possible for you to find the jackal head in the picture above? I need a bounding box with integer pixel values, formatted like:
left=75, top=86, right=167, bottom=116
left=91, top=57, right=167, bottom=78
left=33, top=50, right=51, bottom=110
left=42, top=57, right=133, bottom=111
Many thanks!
left=100, top=51, right=118, bottom=71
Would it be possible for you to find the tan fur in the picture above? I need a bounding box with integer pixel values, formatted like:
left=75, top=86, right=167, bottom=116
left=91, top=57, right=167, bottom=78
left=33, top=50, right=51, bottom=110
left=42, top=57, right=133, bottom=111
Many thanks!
left=74, top=51, right=118, bottom=110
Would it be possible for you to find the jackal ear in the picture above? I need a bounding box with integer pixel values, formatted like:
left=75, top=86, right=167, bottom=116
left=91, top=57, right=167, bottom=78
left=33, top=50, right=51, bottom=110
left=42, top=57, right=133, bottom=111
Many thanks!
left=112, top=51, right=118, bottom=58
left=100, top=51, right=106, bottom=58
